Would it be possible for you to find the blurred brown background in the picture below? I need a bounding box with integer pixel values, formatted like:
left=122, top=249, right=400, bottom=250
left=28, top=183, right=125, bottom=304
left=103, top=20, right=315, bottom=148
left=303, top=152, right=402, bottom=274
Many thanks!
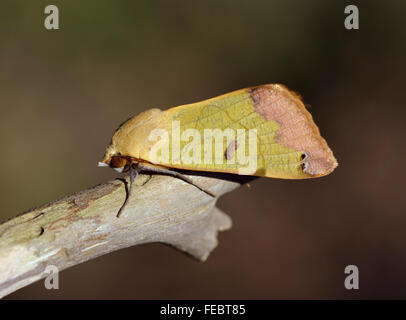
left=1, top=0, right=406, bottom=299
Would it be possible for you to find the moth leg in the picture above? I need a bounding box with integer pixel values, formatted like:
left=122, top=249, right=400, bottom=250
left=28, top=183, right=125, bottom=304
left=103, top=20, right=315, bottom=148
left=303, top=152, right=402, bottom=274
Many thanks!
left=117, top=163, right=139, bottom=218
left=137, top=163, right=216, bottom=198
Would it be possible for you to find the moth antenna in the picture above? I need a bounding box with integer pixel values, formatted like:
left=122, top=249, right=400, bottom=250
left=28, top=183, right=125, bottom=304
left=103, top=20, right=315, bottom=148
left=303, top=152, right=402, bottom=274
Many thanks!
left=137, top=164, right=216, bottom=198
left=116, top=163, right=138, bottom=218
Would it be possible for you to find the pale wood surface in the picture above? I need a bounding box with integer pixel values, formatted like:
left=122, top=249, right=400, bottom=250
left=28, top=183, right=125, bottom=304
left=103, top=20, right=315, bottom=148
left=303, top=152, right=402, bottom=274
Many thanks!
left=0, top=173, right=242, bottom=298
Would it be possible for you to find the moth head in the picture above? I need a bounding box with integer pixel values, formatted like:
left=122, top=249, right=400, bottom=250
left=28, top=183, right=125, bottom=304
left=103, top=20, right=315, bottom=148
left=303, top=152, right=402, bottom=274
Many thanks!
left=99, top=146, right=130, bottom=173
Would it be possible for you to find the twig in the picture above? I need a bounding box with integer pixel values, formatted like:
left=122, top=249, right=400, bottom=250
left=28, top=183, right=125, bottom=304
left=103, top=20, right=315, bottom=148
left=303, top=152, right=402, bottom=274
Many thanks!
left=0, top=172, right=243, bottom=298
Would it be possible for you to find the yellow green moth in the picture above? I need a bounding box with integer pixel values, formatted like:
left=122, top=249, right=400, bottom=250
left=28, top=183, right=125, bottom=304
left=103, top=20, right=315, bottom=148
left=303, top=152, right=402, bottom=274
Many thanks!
left=99, top=84, right=338, bottom=216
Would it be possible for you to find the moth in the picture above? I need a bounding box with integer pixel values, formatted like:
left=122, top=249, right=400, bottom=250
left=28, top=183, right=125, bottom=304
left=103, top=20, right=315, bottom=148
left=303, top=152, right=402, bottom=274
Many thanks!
left=99, top=84, right=338, bottom=216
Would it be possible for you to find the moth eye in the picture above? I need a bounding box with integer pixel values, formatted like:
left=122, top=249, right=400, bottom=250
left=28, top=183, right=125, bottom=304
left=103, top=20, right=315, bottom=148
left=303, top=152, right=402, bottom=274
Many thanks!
left=110, top=156, right=127, bottom=168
